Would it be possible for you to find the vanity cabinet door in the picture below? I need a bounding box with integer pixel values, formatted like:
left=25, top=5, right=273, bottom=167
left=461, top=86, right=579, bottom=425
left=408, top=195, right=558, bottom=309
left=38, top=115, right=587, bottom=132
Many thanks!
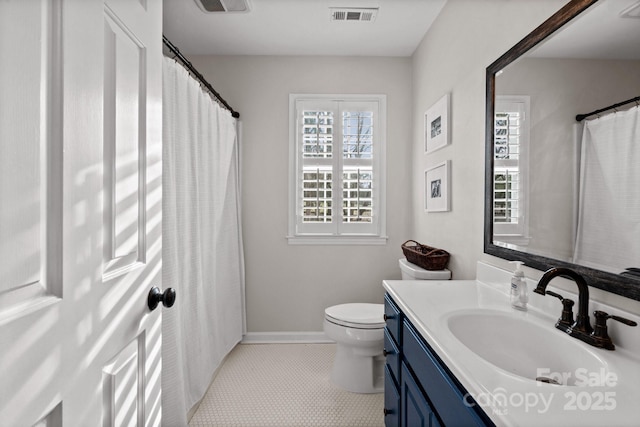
left=403, top=321, right=493, bottom=427
left=401, top=362, right=441, bottom=427
left=384, top=365, right=401, bottom=427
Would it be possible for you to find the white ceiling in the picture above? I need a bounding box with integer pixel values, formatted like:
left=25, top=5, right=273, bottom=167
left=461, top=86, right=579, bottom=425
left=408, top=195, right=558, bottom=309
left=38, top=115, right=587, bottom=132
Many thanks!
left=162, top=0, right=447, bottom=56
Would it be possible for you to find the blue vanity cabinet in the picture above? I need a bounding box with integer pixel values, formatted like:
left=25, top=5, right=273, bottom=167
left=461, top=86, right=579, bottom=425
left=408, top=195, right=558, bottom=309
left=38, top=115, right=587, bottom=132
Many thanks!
left=384, top=294, right=402, bottom=426
left=384, top=293, right=495, bottom=427
left=384, top=329, right=400, bottom=383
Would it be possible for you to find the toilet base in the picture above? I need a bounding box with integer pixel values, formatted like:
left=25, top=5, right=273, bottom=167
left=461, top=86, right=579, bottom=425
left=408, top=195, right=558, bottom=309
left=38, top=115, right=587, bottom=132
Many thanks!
left=330, top=343, right=385, bottom=394
left=323, top=307, right=385, bottom=394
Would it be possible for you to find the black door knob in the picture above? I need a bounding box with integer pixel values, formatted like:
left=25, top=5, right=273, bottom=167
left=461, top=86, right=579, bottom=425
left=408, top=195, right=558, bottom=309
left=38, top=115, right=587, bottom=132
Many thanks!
left=148, top=287, right=176, bottom=311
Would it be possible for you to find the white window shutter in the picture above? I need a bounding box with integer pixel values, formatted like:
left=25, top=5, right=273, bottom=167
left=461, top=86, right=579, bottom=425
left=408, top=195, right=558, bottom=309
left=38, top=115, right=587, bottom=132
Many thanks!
left=494, top=96, right=529, bottom=238
left=288, top=95, right=386, bottom=243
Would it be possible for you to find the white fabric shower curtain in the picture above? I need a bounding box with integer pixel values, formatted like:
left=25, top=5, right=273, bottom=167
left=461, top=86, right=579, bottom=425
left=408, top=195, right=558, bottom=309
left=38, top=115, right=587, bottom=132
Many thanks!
left=162, top=57, right=245, bottom=426
left=574, top=105, right=640, bottom=273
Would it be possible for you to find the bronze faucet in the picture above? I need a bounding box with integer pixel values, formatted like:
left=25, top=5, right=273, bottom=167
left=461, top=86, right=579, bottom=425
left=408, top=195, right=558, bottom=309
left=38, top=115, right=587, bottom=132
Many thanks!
left=534, top=268, right=593, bottom=336
left=534, top=268, right=637, bottom=350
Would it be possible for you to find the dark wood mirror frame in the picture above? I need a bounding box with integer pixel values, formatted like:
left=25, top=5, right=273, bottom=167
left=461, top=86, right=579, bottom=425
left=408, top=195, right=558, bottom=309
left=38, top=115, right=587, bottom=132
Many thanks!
left=484, top=0, right=640, bottom=302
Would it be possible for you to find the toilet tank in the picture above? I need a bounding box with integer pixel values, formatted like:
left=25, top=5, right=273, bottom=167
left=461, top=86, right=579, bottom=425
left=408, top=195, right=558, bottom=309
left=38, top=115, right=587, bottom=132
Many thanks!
left=399, top=258, right=451, bottom=280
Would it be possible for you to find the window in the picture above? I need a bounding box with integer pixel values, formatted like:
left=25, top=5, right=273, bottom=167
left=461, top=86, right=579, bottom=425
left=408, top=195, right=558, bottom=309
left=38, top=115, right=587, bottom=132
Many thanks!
left=493, top=96, right=529, bottom=242
left=288, top=94, right=386, bottom=244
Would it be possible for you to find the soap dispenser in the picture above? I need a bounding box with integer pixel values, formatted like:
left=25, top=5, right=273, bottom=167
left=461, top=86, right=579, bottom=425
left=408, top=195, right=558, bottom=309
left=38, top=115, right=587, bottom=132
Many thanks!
left=510, top=261, right=528, bottom=311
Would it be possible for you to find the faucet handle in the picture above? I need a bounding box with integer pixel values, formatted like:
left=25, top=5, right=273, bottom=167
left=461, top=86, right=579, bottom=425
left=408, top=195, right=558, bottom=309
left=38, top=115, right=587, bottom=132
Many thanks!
left=546, top=290, right=564, bottom=300
left=593, top=310, right=638, bottom=327
left=546, top=291, right=574, bottom=332
left=591, top=310, right=637, bottom=350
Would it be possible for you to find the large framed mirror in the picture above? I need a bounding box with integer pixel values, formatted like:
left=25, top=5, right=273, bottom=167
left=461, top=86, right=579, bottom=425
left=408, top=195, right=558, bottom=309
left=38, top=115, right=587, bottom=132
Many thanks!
left=485, top=0, right=640, bottom=301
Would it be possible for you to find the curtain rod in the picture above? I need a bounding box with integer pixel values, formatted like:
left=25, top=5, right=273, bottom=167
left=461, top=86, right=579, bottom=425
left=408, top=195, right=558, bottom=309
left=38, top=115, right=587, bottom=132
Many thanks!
left=163, top=35, right=240, bottom=119
left=576, top=95, right=639, bottom=122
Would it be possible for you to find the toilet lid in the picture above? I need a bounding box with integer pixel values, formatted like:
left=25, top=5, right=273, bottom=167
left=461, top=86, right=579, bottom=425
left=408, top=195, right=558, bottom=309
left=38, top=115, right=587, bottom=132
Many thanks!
left=398, top=258, right=451, bottom=280
left=325, top=303, right=385, bottom=329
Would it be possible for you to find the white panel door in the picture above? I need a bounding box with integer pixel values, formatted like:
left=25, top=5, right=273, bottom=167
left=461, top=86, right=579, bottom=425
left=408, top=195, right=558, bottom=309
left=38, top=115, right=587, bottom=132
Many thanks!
left=0, top=0, right=164, bottom=425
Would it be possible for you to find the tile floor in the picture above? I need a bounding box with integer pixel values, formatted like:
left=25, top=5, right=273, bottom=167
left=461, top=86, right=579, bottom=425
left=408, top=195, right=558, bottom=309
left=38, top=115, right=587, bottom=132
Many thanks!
left=189, top=343, right=384, bottom=427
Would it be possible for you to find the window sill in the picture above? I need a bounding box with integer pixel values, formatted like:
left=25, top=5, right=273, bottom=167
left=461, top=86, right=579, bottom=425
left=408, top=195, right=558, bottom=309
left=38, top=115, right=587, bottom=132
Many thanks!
left=493, top=235, right=531, bottom=247
left=287, top=235, right=389, bottom=246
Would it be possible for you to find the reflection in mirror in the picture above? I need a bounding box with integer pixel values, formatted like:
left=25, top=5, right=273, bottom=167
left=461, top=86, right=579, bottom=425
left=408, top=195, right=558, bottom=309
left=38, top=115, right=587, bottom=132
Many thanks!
left=485, top=0, right=640, bottom=301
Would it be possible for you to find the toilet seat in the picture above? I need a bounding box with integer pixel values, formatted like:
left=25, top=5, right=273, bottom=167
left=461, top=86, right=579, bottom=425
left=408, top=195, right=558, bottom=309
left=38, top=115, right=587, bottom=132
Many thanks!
left=325, top=303, right=385, bottom=329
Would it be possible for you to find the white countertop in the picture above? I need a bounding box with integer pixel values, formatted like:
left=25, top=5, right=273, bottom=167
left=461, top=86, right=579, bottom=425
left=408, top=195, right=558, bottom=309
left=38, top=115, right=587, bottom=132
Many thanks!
left=383, top=262, right=640, bottom=427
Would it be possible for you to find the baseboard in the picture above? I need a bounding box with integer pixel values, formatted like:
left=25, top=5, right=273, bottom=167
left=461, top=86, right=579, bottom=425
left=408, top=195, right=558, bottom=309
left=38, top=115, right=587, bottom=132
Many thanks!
left=241, top=331, right=333, bottom=344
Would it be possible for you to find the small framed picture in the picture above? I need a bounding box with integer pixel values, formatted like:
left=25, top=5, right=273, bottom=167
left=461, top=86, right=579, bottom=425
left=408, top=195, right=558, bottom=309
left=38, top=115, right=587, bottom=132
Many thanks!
left=425, top=161, right=450, bottom=212
left=425, top=93, right=450, bottom=153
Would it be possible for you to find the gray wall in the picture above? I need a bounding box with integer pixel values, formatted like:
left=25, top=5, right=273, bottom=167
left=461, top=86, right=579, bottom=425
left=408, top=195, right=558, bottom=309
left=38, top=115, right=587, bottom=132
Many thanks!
left=190, top=55, right=413, bottom=333
left=411, top=0, right=570, bottom=280
left=191, top=0, right=640, bottom=333
left=413, top=0, right=640, bottom=313
left=496, top=57, right=640, bottom=261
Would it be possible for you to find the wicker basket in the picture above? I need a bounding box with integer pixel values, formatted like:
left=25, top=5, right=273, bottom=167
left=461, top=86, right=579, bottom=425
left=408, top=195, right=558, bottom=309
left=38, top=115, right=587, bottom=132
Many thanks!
left=401, top=240, right=450, bottom=271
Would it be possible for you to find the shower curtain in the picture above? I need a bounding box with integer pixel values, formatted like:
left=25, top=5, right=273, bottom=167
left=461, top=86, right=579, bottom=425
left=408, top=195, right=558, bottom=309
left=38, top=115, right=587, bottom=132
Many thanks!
left=573, top=105, right=640, bottom=273
left=162, top=57, right=245, bottom=426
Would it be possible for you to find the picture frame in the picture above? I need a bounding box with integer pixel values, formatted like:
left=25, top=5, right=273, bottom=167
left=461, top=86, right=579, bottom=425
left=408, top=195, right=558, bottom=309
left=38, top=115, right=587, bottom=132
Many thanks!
left=424, top=93, right=450, bottom=153
left=425, top=161, right=450, bottom=212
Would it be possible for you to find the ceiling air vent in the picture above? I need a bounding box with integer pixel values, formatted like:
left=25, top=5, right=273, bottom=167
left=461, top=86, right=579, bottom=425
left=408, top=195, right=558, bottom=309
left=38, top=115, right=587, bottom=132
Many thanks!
left=330, top=7, right=378, bottom=22
left=195, top=0, right=251, bottom=13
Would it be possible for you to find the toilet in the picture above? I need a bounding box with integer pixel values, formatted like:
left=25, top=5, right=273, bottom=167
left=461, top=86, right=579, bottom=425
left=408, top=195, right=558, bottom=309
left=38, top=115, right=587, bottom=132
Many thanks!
left=323, top=259, right=451, bottom=393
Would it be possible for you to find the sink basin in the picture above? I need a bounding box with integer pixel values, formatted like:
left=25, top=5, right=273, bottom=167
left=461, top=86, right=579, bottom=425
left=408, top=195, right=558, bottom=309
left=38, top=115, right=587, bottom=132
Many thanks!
left=446, top=310, right=609, bottom=386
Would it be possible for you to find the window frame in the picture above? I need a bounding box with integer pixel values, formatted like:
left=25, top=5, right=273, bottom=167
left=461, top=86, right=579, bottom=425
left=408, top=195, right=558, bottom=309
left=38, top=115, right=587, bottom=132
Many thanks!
left=288, top=94, right=387, bottom=245
left=493, top=95, right=530, bottom=245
